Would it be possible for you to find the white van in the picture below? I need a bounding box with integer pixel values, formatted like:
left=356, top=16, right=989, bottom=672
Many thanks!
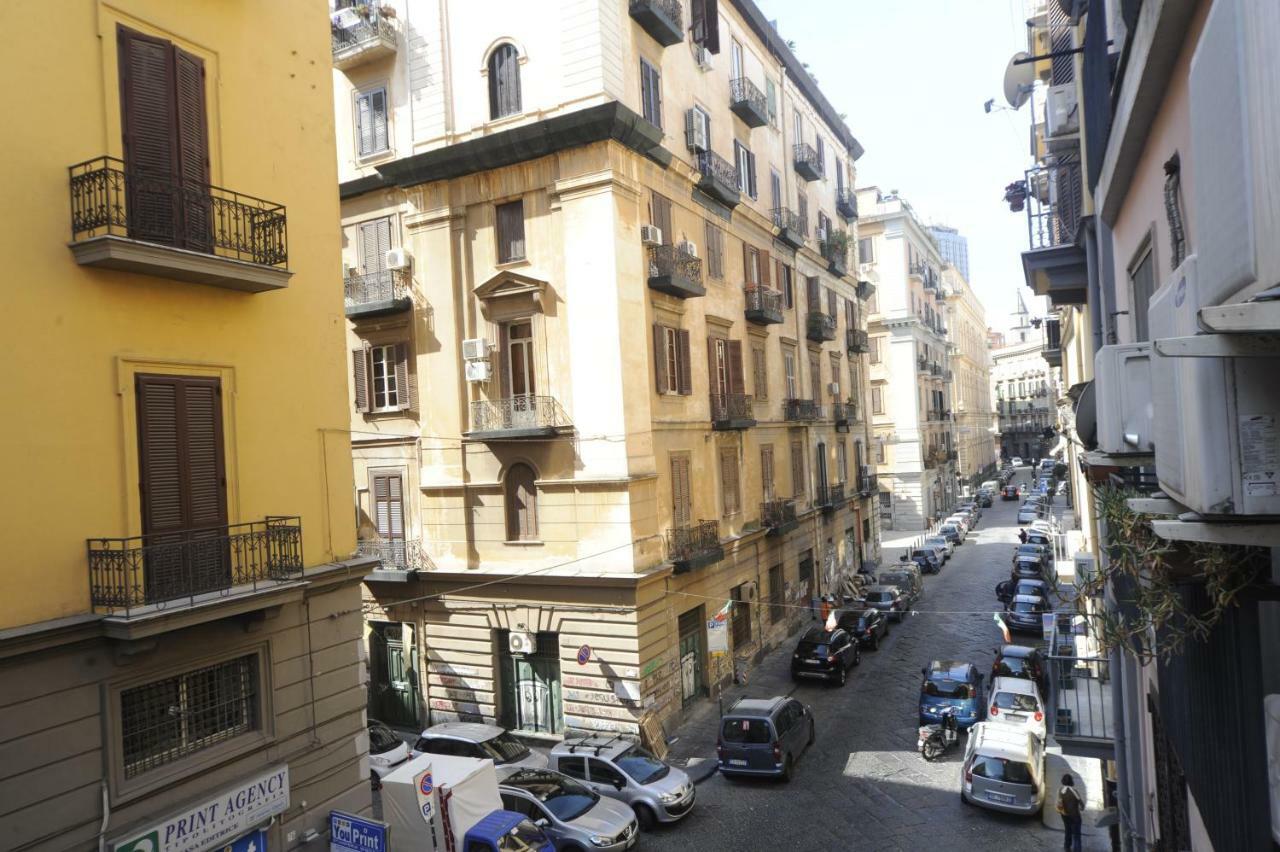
left=960, top=722, right=1045, bottom=816
left=987, top=676, right=1047, bottom=741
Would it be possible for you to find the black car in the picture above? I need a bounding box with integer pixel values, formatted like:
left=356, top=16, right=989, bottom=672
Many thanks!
left=1011, top=543, right=1052, bottom=567
left=977, top=492, right=993, bottom=508
left=878, top=570, right=922, bottom=608
left=790, top=626, right=861, bottom=686
left=861, top=584, right=906, bottom=622
left=1004, top=595, right=1051, bottom=634
left=1000, top=485, right=1020, bottom=501
left=1010, top=556, right=1048, bottom=582
left=909, top=549, right=940, bottom=574
left=836, top=607, right=890, bottom=650
left=992, top=645, right=1048, bottom=696
left=996, top=577, right=1051, bottom=605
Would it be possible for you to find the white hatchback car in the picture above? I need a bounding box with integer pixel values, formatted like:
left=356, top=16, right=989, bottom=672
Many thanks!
left=924, top=535, right=954, bottom=559
left=987, top=677, right=1047, bottom=742
left=1016, top=505, right=1041, bottom=525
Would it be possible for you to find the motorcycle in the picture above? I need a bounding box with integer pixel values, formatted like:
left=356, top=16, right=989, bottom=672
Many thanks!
left=918, top=706, right=960, bottom=761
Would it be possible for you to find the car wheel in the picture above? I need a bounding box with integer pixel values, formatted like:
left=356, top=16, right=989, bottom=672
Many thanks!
left=633, top=804, right=657, bottom=831
left=780, top=755, right=794, bottom=782
left=853, top=647, right=862, bottom=667
left=871, top=632, right=880, bottom=650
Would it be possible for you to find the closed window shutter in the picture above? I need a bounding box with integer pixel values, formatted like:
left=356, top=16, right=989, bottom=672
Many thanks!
left=118, top=27, right=180, bottom=245
left=720, top=448, right=739, bottom=515
left=761, top=446, right=774, bottom=501
left=728, top=340, right=745, bottom=394
left=373, top=475, right=405, bottom=540
left=651, top=193, right=672, bottom=244
left=653, top=324, right=669, bottom=393
left=360, top=218, right=391, bottom=273
left=806, top=276, right=820, bottom=308
left=677, top=329, right=692, bottom=395
left=136, top=374, right=227, bottom=537
left=828, top=290, right=837, bottom=317
left=489, top=45, right=521, bottom=119
left=173, top=47, right=211, bottom=251
left=759, top=249, right=771, bottom=287
left=353, top=347, right=370, bottom=412
left=672, top=456, right=691, bottom=527
left=497, top=201, right=525, bottom=262
left=791, top=441, right=806, bottom=499
left=371, top=88, right=388, bottom=150
left=395, top=342, right=412, bottom=411
left=752, top=346, right=767, bottom=399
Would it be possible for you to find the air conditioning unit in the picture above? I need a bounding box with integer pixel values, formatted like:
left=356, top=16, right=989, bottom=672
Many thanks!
left=385, top=247, right=411, bottom=270
left=684, top=109, right=709, bottom=153
left=1074, top=553, right=1096, bottom=584
left=640, top=225, right=663, bottom=246
left=464, top=360, right=491, bottom=383
left=680, top=240, right=698, bottom=259
left=827, top=382, right=840, bottom=395
left=1044, top=83, right=1079, bottom=142
left=1187, top=0, right=1280, bottom=308
left=1094, top=343, right=1154, bottom=455
left=508, top=631, right=537, bottom=655
left=331, top=7, right=361, bottom=27
left=693, top=43, right=713, bottom=71
left=1150, top=254, right=1280, bottom=516
left=815, top=227, right=828, bottom=243
left=462, top=338, right=489, bottom=361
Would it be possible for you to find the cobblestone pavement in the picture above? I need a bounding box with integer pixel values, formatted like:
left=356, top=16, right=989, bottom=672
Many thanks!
left=645, top=476, right=1111, bottom=852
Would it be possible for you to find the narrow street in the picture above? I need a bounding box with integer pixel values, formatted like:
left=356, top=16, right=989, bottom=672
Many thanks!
left=645, top=472, right=1107, bottom=851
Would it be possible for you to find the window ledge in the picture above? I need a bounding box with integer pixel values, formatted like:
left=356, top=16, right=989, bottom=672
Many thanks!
left=70, top=236, right=291, bottom=293
left=503, top=540, right=544, bottom=547
left=356, top=149, right=395, bottom=167
left=495, top=258, right=531, bottom=271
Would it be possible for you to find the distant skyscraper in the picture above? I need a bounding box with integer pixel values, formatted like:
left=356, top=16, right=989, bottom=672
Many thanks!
left=928, top=224, right=970, bottom=281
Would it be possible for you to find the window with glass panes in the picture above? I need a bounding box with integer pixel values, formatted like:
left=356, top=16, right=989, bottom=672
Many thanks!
left=371, top=344, right=400, bottom=411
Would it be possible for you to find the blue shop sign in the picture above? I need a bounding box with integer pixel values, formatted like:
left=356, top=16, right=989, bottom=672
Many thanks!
left=329, top=812, right=387, bottom=852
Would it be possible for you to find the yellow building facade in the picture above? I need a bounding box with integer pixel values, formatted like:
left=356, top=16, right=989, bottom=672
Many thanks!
left=333, top=0, right=877, bottom=738
left=0, top=2, right=371, bottom=849
left=943, top=266, right=997, bottom=488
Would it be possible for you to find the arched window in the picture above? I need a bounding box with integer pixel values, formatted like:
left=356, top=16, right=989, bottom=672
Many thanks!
left=504, top=463, right=538, bottom=541
left=488, top=43, right=522, bottom=120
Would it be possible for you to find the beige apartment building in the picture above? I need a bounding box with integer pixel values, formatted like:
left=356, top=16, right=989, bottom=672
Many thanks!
left=330, top=0, right=876, bottom=738
left=855, top=189, right=957, bottom=530
left=943, top=265, right=997, bottom=488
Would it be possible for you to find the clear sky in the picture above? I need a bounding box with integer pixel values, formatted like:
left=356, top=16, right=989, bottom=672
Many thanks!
left=755, top=0, right=1048, bottom=332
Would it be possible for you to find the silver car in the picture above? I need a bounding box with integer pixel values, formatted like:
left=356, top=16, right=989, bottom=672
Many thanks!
left=960, top=722, right=1045, bottom=816
left=412, top=722, right=548, bottom=769
left=498, top=767, right=639, bottom=851
left=549, top=735, right=695, bottom=828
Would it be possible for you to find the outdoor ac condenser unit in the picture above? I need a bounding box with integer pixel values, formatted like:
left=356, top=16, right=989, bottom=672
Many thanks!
left=1092, top=343, right=1153, bottom=455
left=461, top=338, right=489, bottom=361
left=464, top=360, right=491, bottom=383
left=508, top=631, right=536, bottom=655
left=384, top=247, right=411, bottom=270
left=640, top=225, right=663, bottom=246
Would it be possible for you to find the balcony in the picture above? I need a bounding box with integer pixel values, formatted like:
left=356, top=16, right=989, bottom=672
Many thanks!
left=1042, top=316, right=1063, bottom=367
left=832, top=402, right=852, bottom=432
left=695, top=150, right=741, bottom=207
left=761, top=498, right=799, bottom=536
left=819, top=232, right=849, bottom=277
left=806, top=311, right=837, bottom=342
left=88, top=517, right=303, bottom=618
left=345, top=268, right=412, bottom=318
left=468, top=395, right=573, bottom=440
left=856, top=280, right=876, bottom=301
left=331, top=9, right=398, bottom=70
left=793, top=143, right=823, bottom=181
left=628, top=0, right=684, bottom=47
left=359, top=538, right=435, bottom=581
left=836, top=189, right=858, bottom=221
left=744, top=285, right=784, bottom=325
left=784, top=399, right=823, bottom=422
left=68, top=157, right=290, bottom=292
left=908, top=259, right=928, bottom=280
left=668, top=520, right=724, bottom=573
left=770, top=207, right=807, bottom=249
left=846, top=329, right=869, bottom=355
left=1049, top=655, right=1114, bottom=760
left=710, top=392, right=755, bottom=430
left=917, top=356, right=928, bottom=373
left=729, top=77, right=770, bottom=128
left=647, top=243, right=705, bottom=298
left=1021, top=160, right=1088, bottom=306
left=930, top=362, right=942, bottom=377
left=857, top=471, right=878, bottom=496
left=817, top=482, right=847, bottom=512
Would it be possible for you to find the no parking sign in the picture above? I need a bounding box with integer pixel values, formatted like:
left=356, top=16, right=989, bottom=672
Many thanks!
left=576, top=644, right=592, bottom=665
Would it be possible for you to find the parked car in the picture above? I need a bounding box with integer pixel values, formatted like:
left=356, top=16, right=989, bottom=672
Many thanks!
left=1003, top=594, right=1051, bottom=635
left=1012, top=543, right=1052, bottom=566
left=959, top=501, right=981, bottom=520
left=790, top=626, right=861, bottom=686
left=919, top=660, right=986, bottom=729
left=413, top=722, right=549, bottom=769
left=549, top=736, right=695, bottom=829
left=909, top=549, right=941, bottom=574
left=497, top=767, right=639, bottom=852
left=1010, top=556, right=1050, bottom=582
left=861, top=584, right=907, bottom=622
left=976, top=490, right=994, bottom=508
left=716, top=696, right=814, bottom=781
left=878, top=567, right=922, bottom=608
left=1010, top=456, right=1023, bottom=466
left=920, top=539, right=949, bottom=565
left=924, top=535, right=953, bottom=560
left=836, top=607, right=890, bottom=649
left=947, top=514, right=972, bottom=534
left=1025, top=529, right=1053, bottom=547
left=991, top=645, right=1048, bottom=697
left=987, top=676, right=1047, bottom=742
left=1001, top=485, right=1021, bottom=501
left=996, top=577, right=1051, bottom=606
left=1016, top=503, right=1042, bottom=524
left=961, top=722, right=1045, bottom=816
left=938, top=523, right=964, bottom=545
left=367, top=719, right=412, bottom=786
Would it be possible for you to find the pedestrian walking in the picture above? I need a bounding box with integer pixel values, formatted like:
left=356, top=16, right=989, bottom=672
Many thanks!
left=1057, top=773, right=1084, bottom=852
left=1018, top=528, right=1028, bottom=544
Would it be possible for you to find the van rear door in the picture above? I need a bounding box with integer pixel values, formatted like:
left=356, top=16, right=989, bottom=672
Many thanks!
left=720, top=717, right=775, bottom=771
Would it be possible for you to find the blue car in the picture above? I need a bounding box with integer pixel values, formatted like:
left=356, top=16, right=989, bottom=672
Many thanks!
left=918, top=661, right=986, bottom=729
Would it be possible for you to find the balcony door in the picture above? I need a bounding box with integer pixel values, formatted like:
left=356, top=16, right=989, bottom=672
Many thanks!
left=371, top=473, right=405, bottom=567
left=358, top=217, right=392, bottom=301
left=502, top=320, right=537, bottom=428
left=135, top=374, right=228, bottom=602
left=118, top=26, right=211, bottom=252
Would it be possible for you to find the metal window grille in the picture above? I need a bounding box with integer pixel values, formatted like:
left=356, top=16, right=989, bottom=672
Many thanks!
left=121, top=654, right=259, bottom=777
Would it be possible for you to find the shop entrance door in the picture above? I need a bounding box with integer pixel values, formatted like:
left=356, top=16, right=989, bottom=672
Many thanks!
left=678, top=606, right=706, bottom=707
left=368, top=622, right=420, bottom=728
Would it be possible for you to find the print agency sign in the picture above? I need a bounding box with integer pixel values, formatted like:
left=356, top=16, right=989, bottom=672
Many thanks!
left=112, top=765, right=289, bottom=852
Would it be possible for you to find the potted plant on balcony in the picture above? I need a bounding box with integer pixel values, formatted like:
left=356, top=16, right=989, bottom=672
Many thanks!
left=823, top=229, right=850, bottom=273
left=1004, top=180, right=1028, bottom=212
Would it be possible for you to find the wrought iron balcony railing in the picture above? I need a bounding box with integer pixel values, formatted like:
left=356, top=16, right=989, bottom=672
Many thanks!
left=69, top=157, right=289, bottom=271
left=344, top=268, right=412, bottom=317
left=729, top=77, right=769, bottom=128
left=469, top=395, right=572, bottom=439
left=793, top=142, right=823, bottom=181
left=696, top=150, right=741, bottom=206
left=784, top=398, right=824, bottom=421
left=846, top=328, right=869, bottom=354
left=832, top=402, right=854, bottom=431
left=908, top=259, right=929, bottom=279
left=1025, top=160, right=1083, bottom=251
left=819, top=233, right=849, bottom=276
left=744, top=284, right=784, bottom=325
left=817, top=482, right=846, bottom=510
left=770, top=207, right=807, bottom=247
left=806, top=311, right=837, bottom=342
left=710, top=392, right=755, bottom=429
left=357, top=538, right=435, bottom=573
left=917, top=356, right=929, bottom=372
left=647, top=243, right=705, bottom=298
left=836, top=189, right=858, bottom=220
left=331, top=10, right=397, bottom=69
left=667, top=520, right=723, bottom=572
left=760, top=498, right=799, bottom=534
left=88, top=516, right=303, bottom=616
left=628, top=0, right=684, bottom=47
left=1048, top=654, right=1114, bottom=758
left=858, top=472, right=878, bottom=496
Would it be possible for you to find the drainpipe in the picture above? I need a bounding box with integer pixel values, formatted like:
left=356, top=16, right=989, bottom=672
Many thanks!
left=1085, top=220, right=1104, bottom=356
left=1109, top=642, right=1132, bottom=852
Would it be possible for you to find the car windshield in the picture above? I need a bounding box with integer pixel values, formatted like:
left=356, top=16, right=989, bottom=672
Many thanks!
left=941, top=525, right=958, bottom=533
left=481, top=732, right=532, bottom=764
left=994, top=692, right=1040, bottom=712
left=518, top=773, right=598, bottom=822
left=865, top=591, right=893, bottom=603
left=879, top=574, right=909, bottom=588
left=1012, top=600, right=1042, bottom=614
left=923, top=676, right=972, bottom=699
left=500, top=821, right=551, bottom=852
left=721, top=717, right=772, bottom=744
left=853, top=616, right=872, bottom=630
left=1015, top=584, right=1044, bottom=597
left=971, top=756, right=1034, bottom=785
left=995, top=657, right=1027, bottom=676
left=797, top=641, right=830, bottom=656
left=368, top=723, right=402, bottom=754
left=911, top=550, right=931, bottom=559
left=925, top=538, right=946, bottom=548
left=615, top=746, right=669, bottom=784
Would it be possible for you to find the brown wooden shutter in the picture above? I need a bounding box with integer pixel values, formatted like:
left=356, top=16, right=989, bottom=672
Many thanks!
left=677, top=330, right=693, bottom=395
left=828, top=289, right=837, bottom=317
left=498, top=324, right=512, bottom=398
left=394, top=343, right=411, bottom=411
left=651, top=193, right=673, bottom=244
left=759, top=249, right=772, bottom=287
left=118, top=26, right=179, bottom=245
left=761, top=446, right=774, bottom=502
left=720, top=448, right=739, bottom=516
left=653, top=324, right=669, bottom=394
left=136, top=374, right=227, bottom=537
left=373, top=474, right=405, bottom=541
left=353, top=347, right=370, bottom=412
left=791, top=441, right=806, bottom=499
left=727, top=340, right=745, bottom=394
left=707, top=337, right=719, bottom=399
left=741, top=242, right=753, bottom=285
left=671, top=455, right=691, bottom=527
left=806, top=276, right=820, bottom=308
left=174, top=47, right=211, bottom=251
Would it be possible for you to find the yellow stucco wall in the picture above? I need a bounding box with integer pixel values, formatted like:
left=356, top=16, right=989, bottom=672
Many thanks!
left=0, top=0, right=355, bottom=628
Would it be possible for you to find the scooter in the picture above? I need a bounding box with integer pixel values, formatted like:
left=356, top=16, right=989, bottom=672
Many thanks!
left=918, top=706, right=960, bottom=761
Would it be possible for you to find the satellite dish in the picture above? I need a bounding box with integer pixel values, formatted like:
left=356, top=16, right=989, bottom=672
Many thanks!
left=1003, top=52, right=1035, bottom=109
